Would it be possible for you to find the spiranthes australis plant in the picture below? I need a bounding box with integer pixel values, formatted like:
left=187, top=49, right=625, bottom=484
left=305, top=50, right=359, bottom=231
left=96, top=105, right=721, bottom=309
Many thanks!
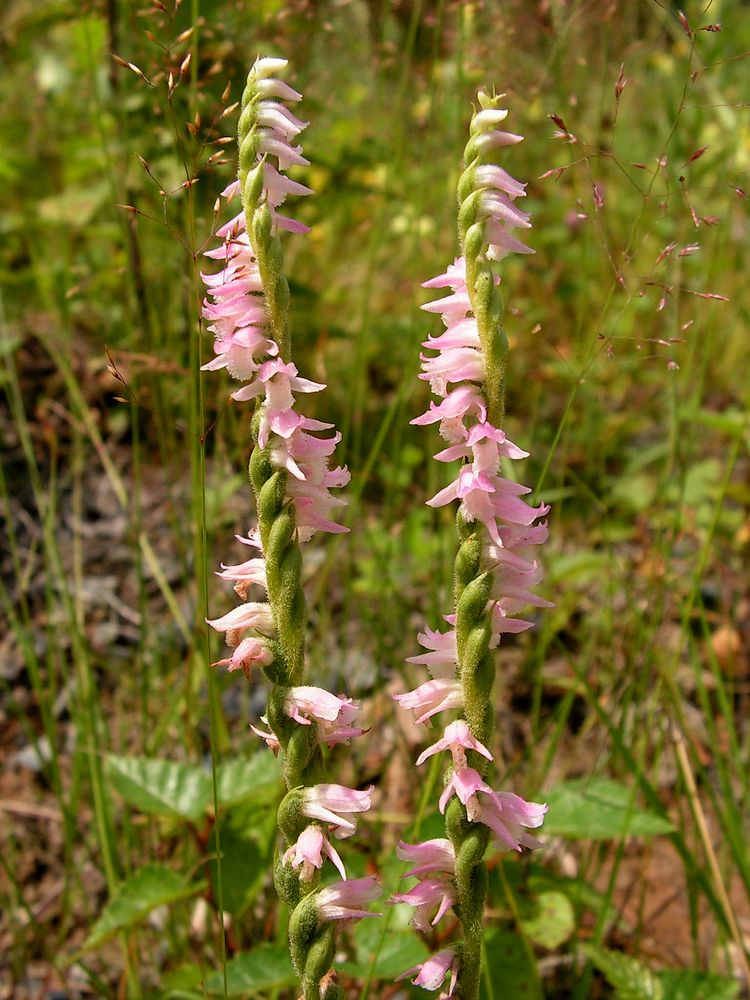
left=203, top=57, right=379, bottom=1000
left=392, top=92, right=551, bottom=1000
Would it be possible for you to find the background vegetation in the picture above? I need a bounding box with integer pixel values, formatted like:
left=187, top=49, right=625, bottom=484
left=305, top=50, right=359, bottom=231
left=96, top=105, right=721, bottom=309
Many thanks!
left=1, top=0, right=749, bottom=997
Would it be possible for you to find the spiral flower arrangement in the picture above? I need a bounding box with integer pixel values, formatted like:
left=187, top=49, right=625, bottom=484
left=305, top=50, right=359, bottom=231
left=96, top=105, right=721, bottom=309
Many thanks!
left=203, top=57, right=378, bottom=1000
left=392, top=92, right=551, bottom=999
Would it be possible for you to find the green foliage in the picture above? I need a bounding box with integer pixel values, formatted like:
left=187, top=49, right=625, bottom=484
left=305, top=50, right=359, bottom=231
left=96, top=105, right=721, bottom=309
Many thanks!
left=107, top=752, right=283, bottom=821
left=482, top=928, right=543, bottom=999
left=542, top=779, right=675, bottom=839
left=215, top=753, right=282, bottom=809
left=208, top=810, right=275, bottom=917
left=583, top=944, right=664, bottom=1000
left=83, top=865, right=202, bottom=951
left=107, top=754, right=213, bottom=822
left=583, top=946, right=740, bottom=1000
left=341, top=918, right=430, bottom=981
left=659, top=970, right=740, bottom=1000
left=203, top=945, right=297, bottom=995
left=519, top=890, right=576, bottom=950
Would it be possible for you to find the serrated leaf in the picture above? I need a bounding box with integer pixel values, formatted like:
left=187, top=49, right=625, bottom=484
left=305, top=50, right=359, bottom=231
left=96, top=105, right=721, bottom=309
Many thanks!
left=203, top=946, right=296, bottom=995
left=83, top=865, right=200, bottom=950
left=107, top=754, right=212, bottom=821
left=482, top=928, right=543, bottom=999
left=215, top=752, right=282, bottom=808
left=519, top=890, right=575, bottom=949
left=659, top=970, right=740, bottom=1000
left=543, top=778, right=674, bottom=839
left=342, top=918, right=429, bottom=981
left=583, top=944, right=663, bottom=1000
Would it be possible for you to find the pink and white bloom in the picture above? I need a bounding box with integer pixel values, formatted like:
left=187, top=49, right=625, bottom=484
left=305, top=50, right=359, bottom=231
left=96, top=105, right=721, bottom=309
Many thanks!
left=397, top=948, right=459, bottom=994
left=244, top=56, right=312, bottom=232
left=433, top=421, right=529, bottom=466
left=230, top=358, right=325, bottom=448
left=411, top=384, right=487, bottom=443
left=405, top=626, right=458, bottom=678
left=285, top=686, right=358, bottom=726
left=438, top=766, right=490, bottom=821
left=418, top=345, right=485, bottom=396
left=396, top=838, right=455, bottom=878
left=213, top=635, right=273, bottom=675
left=391, top=878, right=455, bottom=932
left=206, top=601, right=274, bottom=637
left=427, top=468, right=549, bottom=549
left=284, top=687, right=365, bottom=745
left=301, top=784, right=373, bottom=839
left=317, top=877, right=381, bottom=922
left=422, top=256, right=467, bottom=291
left=215, top=556, right=267, bottom=600
left=474, top=163, right=527, bottom=200
left=393, top=678, right=462, bottom=724
left=416, top=720, right=493, bottom=768
left=250, top=717, right=280, bottom=755
left=476, top=788, right=548, bottom=852
left=282, top=824, right=347, bottom=881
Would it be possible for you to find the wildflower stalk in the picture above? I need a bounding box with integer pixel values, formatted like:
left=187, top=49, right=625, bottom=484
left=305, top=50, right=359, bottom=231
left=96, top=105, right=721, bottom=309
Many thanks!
left=449, top=522, right=493, bottom=1000
left=204, top=58, right=377, bottom=1000
left=393, top=92, right=549, bottom=1000
left=450, top=95, right=510, bottom=1000
left=238, top=65, right=291, bottom=357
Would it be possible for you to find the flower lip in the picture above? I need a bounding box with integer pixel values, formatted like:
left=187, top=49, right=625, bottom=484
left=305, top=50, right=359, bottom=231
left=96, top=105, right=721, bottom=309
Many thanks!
left=302, top=783, right=373, bottom=838
left=416, top=719, right=494, bottom=767
left=283, top=824, right=347, bottom=882
left=396, top=947, right=458, bottom=992
left=251, top=56, right=289, bottom=79
left=396, top=838, right=456, bottom=877
left=476, top=787, right=548, bottom=852
left=390, top=877, right=455, bottom=931
left=393, top=678, right=462, bottom=724
left=316, top=876, right=381, bottom=921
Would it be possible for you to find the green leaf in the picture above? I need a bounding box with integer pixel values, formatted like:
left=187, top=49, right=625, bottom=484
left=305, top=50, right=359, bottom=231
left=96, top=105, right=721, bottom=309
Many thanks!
left=684, top=407, right=748, bottom=440
left=215, top=752, right=282, bottom=809
left=583, top=944, right=663, bottom=1000
left=37, top=182, right=110, bottom=227
left=612, top=473, right=657, bottom=513
left=548, top=550, right=611, bottom=585
left=107, top=754, right=212, bottom=821
left=83, top=865, right=200, bottom=951
left=543, top=778, right=675, bottom=839
left=157, top=961, right=205, bottom=994
left=482, top=928, right=543, bottom=999
left=203, top=946, right=296, bottom=995
left=659, top=970, right=739, bottom=1000
left=208, top=825, right=267, bottom=917
left=519, top=890, right=575, bottom=950
left=341, top=918, right=429, bottom=981
left=498, top=858, right=622, bottom=934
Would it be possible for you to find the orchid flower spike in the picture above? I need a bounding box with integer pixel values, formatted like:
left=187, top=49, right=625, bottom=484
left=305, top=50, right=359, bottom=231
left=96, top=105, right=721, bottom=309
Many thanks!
left=203, top=56, right=376, bottom=999
left=393, top=90, right=551, bottom=1000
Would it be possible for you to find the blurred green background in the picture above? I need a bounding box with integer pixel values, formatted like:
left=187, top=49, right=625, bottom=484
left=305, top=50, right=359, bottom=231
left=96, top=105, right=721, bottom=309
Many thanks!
left=1, top=0, right=749, bottom=997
